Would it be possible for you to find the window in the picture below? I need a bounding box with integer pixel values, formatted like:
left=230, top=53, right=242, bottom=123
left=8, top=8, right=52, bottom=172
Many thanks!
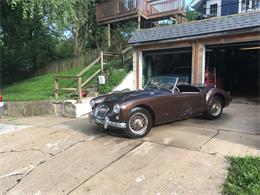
left=206, top=0, right=221, bottom=17
left=252, top=0, right=260, bottom=10
left=241, top=0, right=260, bottom=12
left=119, top=0, right=136, bottom=12
left=210, top=4, right=218, bottom=17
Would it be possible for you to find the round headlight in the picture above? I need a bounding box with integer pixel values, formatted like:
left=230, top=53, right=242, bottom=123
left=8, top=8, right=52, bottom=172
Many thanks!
left=113, top=103, right=120, bottom=114
left=90, top=100, right=95, bottom=108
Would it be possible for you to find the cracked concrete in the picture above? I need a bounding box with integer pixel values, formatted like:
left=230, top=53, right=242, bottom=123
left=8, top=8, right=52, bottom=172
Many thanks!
left=70, top=142, right=228, bottom=195
left=0, top=103, right=259, bottom=194
left=0, top=150, right=48, bottom=193
left=7, top=137, right=142, bottom=194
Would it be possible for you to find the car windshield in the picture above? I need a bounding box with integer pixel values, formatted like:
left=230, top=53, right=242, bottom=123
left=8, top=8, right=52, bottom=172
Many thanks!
left=145, top=77, right=178, bottom=92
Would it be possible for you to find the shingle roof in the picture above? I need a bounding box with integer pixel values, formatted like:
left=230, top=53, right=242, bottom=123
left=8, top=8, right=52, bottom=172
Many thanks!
left=129, top=11, right=260, bottom=44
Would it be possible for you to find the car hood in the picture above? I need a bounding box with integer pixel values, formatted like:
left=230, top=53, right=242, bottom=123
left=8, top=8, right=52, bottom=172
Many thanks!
left=104, top=89, right=169, bottom=103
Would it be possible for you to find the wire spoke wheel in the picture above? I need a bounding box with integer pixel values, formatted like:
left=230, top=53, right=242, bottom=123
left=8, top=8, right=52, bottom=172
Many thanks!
left=129, top=112, right=148, bottom=135
left=211, top=99, right=222, bottom=116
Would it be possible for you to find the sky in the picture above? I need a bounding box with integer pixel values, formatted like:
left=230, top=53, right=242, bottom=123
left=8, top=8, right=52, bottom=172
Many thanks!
left=186, top=0, right=193, bottom=6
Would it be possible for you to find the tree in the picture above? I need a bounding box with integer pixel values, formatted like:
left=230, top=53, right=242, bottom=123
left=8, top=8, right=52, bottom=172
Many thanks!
left=185, top=6, right=200, bottom=21
left=0, top=1, right=73, bottom=85
left=6, top=0, right=106, bottom=54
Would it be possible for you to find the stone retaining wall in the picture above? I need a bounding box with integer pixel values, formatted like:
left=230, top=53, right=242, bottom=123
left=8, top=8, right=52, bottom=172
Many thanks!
left=1, top=100, right=90, bottom=118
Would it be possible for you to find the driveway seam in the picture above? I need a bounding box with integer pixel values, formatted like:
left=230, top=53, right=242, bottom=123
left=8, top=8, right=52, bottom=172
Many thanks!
left=198, top=129, right=219, bottom=151
left=174, top=123, right=257, bottom=135
left=66, top=141, right=145, bottom=195
left=146, top=140, right=218, bottom=156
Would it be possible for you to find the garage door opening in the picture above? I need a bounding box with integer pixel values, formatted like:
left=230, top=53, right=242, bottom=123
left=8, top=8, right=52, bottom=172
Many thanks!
left=206, top=42, right=260, bottom=99
left=142, top=48, right=192, bottom=86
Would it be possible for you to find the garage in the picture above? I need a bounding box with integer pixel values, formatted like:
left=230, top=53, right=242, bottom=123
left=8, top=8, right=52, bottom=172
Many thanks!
left=142, top=48, right=192, bottom=85
left=206, top=41, right=260, bottom=98
left=129, top=11, right=260, bottom=103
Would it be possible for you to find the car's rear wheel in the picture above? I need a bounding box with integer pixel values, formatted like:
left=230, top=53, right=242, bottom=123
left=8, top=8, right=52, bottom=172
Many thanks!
left=124, top=107, right=153, bottom=138
left=207, top=96, right=223, bottom=120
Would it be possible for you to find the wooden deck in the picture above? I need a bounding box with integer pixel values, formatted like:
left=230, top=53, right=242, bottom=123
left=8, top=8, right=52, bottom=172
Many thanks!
left=96, top=0, right=185, bottom=25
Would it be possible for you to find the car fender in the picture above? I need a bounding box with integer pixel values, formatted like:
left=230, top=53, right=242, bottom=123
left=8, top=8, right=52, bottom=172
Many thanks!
left=119, top=97, right=159, bottom=122
left=206, top=88, right=228, bottom=106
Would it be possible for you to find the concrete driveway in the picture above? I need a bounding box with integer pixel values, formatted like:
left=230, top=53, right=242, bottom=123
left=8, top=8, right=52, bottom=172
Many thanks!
left=0, top=103, right=259, bottom=195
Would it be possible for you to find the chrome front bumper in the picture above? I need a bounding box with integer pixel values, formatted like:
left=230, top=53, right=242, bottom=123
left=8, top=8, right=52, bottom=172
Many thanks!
left=89, top=112, right=126, bottom=129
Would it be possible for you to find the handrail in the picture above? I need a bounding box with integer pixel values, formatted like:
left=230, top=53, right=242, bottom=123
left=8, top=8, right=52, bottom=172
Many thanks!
left=53, top=75, right=80, bottom=79
left=81, top=69, right=101, bottom=88
left=54, top=47, right=132, bottom=100
left=77, top=56, right=101, bottom=77
left=121, top=46, right=132, bottom=54
left=54, top=56, right=101, bottom=100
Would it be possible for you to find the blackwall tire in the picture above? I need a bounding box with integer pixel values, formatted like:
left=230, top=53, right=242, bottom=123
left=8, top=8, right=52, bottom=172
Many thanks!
left=124, top=107, right=153, bottom=139
left=207, top=96, right=223, bottom=120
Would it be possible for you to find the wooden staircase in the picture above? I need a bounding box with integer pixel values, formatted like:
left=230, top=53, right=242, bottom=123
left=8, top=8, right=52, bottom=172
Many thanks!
left=53, top=47, right=132, bottom=101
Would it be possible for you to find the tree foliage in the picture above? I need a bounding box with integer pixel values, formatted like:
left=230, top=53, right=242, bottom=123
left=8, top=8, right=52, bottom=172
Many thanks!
left=185, top=6, right=200, bottom=21
left=0, top=1, right=74, bottom=85
left=1, top=0, right=107, bottom=85
left=6, top=0, right=106, bottom=54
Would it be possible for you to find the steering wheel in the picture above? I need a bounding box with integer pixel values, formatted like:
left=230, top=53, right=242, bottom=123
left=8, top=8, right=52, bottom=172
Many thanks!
left=174, top=86, right=180, bottom=93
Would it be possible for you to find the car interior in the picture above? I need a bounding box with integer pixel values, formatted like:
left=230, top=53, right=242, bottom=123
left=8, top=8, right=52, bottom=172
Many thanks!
left=176, top=85, right=201, bottom=93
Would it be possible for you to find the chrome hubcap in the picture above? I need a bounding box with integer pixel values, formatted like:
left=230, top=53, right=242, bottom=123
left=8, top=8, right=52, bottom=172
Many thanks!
left=129, top=113, right=148, bottom=135
left=211, top=100, right=222, bottom=116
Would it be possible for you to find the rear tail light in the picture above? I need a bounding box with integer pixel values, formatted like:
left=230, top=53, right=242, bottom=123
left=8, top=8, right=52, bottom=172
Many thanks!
left=0, top=95, right=2, bottom=102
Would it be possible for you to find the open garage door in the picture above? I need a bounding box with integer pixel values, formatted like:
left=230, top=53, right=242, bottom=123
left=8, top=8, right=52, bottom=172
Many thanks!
left=206, top=42, right=260, bottom=101
left=142, top=47, right=192, bottom=85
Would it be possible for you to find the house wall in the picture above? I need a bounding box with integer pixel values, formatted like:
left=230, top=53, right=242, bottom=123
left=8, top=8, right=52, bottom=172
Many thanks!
left=221, top=0, right=239, bottom=16
left=195, top=0, right=240, bottom=16
left=197, top=0, right=207, bottom=15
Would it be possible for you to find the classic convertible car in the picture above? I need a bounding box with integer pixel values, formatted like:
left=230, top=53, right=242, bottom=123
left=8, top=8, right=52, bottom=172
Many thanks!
left=90, top=76, right=232, bottom=138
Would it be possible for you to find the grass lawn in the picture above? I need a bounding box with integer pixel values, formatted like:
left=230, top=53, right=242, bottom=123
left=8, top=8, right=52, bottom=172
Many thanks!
left=223, top=156, right=260, bottom=195
left=3, top=59, right=124, bottom=101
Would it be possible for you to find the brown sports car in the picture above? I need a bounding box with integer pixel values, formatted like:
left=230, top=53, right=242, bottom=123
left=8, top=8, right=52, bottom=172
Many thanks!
left=90, top=76, right=232, bottom=138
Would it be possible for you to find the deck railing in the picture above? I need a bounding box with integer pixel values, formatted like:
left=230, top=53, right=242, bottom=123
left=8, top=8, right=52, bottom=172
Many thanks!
left=146, top=0, right=185, bottom=16
left=96, top=0, right=185, bottom=22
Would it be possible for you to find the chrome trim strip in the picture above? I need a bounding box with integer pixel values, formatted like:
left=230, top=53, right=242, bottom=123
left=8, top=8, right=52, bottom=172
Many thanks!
left=90, top=112, right=126, bottom=129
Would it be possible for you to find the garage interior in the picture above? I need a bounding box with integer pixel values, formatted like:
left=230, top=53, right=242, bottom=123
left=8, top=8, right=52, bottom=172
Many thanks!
left=206, top=41, right=260, bottom=100
left=142, top=48, right=192, bottom=85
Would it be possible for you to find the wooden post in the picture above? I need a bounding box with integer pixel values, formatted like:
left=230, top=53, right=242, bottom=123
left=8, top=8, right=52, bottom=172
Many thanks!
left=77, top=77, right=82, bottom=100
left=121, top=52, right=124, bottom=68
left=137, top=13, right=141, bottom=30
left=133, top=49, right=142, bottom=90
left=100, top=51, right=104, bottom=73
left=54, top=78, right=59, bottom=98
left=107, top=24, right=111, bottom=48
left=192, top=41, right=205, bottom=86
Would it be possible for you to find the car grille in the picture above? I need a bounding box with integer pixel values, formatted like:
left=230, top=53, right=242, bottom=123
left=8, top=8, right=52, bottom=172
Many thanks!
left=94, top=104, right=109, bottom=119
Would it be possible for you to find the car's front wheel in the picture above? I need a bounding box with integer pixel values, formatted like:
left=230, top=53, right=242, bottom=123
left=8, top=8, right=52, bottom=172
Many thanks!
left=124, top=107, right=153, bottom=138
left=207, top=96, right=223, bottom=120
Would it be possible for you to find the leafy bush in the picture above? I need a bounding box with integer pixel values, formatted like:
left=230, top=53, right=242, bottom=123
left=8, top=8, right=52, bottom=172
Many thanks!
left=223, top=156, right=260, bottom=195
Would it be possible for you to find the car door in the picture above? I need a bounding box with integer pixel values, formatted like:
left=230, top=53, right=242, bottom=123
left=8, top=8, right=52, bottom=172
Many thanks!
left=152, top=92, right=191, bottom=124
left=178, top=92, right=205, bottom=116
